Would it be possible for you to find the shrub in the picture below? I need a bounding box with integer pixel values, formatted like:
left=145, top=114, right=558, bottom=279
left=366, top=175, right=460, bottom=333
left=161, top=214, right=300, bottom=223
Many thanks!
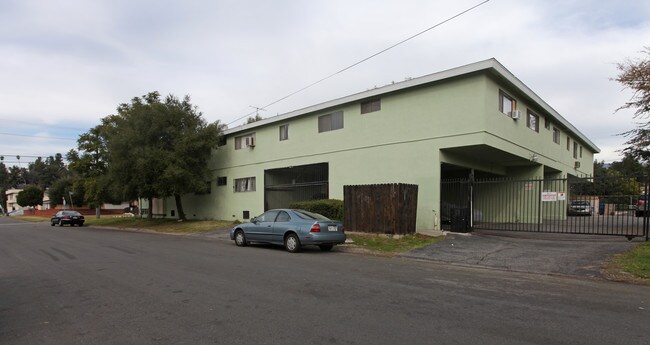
left=289, top=199, right=344, bottom=220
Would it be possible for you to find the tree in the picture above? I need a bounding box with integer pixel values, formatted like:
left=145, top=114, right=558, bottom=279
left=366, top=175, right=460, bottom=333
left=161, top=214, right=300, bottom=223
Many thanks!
left=615, top=47, right=650, bottom=163
left=103, top=92, right=225, bottom=221
left=16, top=185, right=43, bottom=208
left=246, top=114, right=263, bottom=124
left=67, top=121, right=117, bottom=215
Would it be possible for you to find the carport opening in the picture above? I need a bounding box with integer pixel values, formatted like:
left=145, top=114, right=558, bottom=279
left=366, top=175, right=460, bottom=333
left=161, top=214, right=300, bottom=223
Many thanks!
left=264, top=163, right=329, bottom=210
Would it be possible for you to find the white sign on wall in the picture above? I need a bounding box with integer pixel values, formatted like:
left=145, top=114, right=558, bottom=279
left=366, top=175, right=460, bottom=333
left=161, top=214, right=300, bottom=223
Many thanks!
left=542, top=192, right=558, bottom=202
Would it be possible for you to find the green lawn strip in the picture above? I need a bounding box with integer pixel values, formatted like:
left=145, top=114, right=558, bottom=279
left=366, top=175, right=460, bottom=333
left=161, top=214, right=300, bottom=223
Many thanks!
left=614, top=242, right=650, bottom=280
left=347, top=233, right=443, bottom=254
left=84, top=217, right=234, bottom=234
left=7, top=216, right=49, bottom=223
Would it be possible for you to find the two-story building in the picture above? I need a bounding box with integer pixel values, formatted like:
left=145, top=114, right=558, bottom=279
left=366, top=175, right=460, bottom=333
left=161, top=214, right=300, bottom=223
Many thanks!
left=158, top=58, right=599, bottom=232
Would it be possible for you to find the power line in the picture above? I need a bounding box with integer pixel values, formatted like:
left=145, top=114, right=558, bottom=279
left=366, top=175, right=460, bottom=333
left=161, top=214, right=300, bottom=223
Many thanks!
left=0, top=132, right=77, bottom=141
left=227, top=0, right=490, bottom=126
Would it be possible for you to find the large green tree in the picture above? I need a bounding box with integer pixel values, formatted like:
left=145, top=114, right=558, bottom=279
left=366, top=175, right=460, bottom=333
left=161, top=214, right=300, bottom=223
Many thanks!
left=104, top=92, right=225, bottom=220
left=16, top=185, right=43, bottom=208
left=615, top=47, right=650, bottom=163
left=67, top=121, right=117, bottom=215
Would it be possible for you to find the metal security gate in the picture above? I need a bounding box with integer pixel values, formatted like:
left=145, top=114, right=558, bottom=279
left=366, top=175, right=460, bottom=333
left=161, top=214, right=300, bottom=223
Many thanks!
left=441, top=175, right=650, bottom=240
left=264, top=163, right=329, bottom=210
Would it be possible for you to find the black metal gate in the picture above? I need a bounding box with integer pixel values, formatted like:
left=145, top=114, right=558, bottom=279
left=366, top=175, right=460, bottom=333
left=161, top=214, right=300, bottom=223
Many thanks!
left=264, top=163, right=329, bottom=210
left=441, top=175, right=650, bottom=240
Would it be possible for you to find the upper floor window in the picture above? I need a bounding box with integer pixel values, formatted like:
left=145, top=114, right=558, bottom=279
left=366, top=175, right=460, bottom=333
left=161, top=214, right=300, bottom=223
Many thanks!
left=279, top=124, right=289, bottom=141
left=573, top=142, right=578, bottom=159
left=499, top=90, right=517, bottom=116
left=318, top=111, right=344, bottom=133
left=580, top=146, right=583, bottom=158
left=361, top=99, right=381, bottom=114
left=234, top=133, right=256, bottom=150
left=544, top=117, right=550, bottom=130
left=234, top=177, right=256, bottom=192
left=552, top=127, right=560, bottom=144
left=217, top=176, right=227, bottom=186
left=527, top=110, right=539, bottom=132
left=217, top=135, right=227, bottom=147
left=566, top=136, right=570, bottom=151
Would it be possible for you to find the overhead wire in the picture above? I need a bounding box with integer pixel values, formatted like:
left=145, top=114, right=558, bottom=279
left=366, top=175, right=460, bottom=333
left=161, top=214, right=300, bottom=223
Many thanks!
left=226, top=0, right=490, bottom=126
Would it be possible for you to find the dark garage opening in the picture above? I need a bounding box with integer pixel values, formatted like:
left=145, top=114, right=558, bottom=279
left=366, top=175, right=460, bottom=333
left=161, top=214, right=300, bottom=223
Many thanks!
left=264, top=163, right=329, bottom=210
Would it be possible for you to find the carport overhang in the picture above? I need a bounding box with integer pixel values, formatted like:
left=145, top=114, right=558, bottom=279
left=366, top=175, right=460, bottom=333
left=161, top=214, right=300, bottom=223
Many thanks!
left=441, top=145, right=539, bottom=177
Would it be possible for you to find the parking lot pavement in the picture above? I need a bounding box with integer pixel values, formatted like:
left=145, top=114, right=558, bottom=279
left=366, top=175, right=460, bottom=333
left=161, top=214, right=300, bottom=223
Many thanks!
left=401, top=230, right=642, bottom=278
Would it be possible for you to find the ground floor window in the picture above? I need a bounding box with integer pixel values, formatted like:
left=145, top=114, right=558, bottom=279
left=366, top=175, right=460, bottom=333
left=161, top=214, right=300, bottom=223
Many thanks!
left=234, top=177, right=256, bottom=192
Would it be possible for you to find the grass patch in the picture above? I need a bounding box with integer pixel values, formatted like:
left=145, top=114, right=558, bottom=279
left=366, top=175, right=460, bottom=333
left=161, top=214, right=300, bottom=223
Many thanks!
left=84, top=217, right=234, bottom=234
left=347, top=233, right=443, bottom=254
left=614, top=242, right=650, bottom=280
left=7, top=216, right=48, bottom=223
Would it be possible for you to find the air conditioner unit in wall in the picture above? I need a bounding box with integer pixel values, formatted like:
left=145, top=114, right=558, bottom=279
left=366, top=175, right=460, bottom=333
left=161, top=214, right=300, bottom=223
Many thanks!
left=510, top=110, right=521, bottom=119
left=574, top=161, right=580, bottom=169
left=245, top=137, right=255, bottom=148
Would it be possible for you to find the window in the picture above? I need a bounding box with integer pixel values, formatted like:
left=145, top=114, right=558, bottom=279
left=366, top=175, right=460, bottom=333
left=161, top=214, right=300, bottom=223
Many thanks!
left=256, top=210, right=279, bottom=222
left=279, top=124, right=289, bottom=141
left=217, top=136, right=227, bottom=147
left=567, top=136, right=570, bottom=151
left=499, top=90, right=516, bottom=116
left=276, top=211, right=290, bottom=222
left=527, top=110, right=539, bottom=132
left=361, top=98, right=381, bottom=114
left=580, top=146, right=583, bottom=158
left=318, top=111, right=344, bottom=133
left=544, top=117, right=550, bottom=130
left=234, top=177, right=256, bottom=192
left=217, top=176, right=227, bottom=186
left=234, top=133, right=255, bottom=150
left=573, top=142, right=578, bottom=159
left=552, top=127, right=560, bottom=144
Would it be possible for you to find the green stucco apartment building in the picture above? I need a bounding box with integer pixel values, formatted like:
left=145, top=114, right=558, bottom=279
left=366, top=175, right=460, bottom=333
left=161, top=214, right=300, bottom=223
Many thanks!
left=162, top=59, right=599, bottom=232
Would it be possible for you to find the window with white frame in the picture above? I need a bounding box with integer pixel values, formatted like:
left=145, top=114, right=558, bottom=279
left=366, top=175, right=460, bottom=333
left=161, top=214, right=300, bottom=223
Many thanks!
left=279, top=124, right=289, bottom=141
left=234, top=133, right=256, bottom=150
left=361, top=98, right=381, bottom=114
left=527, top=110, right=539, bottom=132
left=234, top=177, right=256, bottom=192
left=499, top=90, right=516, bottom=116
left=318, top=111, right=344, bottom=133
left=552, top=127, right=560, bottom=144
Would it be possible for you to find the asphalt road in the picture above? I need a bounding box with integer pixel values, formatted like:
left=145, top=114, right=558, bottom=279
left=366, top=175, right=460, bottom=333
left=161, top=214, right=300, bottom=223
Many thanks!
left=1, top=217, right=649, bottom=345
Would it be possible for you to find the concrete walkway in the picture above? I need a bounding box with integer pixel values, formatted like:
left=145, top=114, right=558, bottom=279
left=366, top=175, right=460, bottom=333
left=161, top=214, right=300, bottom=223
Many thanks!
left=401, top=230, right=643, bottom=278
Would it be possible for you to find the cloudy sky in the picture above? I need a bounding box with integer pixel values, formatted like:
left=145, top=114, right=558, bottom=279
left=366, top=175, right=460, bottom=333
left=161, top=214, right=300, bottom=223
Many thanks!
left=1, top=0, right=649, bottom=166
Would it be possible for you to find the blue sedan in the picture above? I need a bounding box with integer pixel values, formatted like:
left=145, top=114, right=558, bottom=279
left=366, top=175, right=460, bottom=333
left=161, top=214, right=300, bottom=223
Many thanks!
left=230, top=209, right=346, bottom=253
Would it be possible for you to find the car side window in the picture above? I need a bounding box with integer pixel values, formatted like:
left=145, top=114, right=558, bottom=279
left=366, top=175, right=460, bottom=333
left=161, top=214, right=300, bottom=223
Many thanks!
left=276, top=211, right=290, bottom=222
left=257, top=210, right=279, bottom=222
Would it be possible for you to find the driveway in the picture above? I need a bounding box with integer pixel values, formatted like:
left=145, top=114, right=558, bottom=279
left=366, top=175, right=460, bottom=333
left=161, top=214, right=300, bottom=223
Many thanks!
left=401, top=230, right=643, bottom=278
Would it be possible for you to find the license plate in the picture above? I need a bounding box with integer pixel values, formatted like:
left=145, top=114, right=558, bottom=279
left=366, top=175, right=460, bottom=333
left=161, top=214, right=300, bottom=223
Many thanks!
left=328, top=225, right=337, bottom=232
left=72, top=217, right=78, bottom=219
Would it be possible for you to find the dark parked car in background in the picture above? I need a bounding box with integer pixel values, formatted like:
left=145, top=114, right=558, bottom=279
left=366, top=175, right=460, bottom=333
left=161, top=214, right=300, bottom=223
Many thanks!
left=567, top=200, right=593, bottom=216
left=51, top=211, right=85, bottom=226
left=230, top=209, right=346, bottom=253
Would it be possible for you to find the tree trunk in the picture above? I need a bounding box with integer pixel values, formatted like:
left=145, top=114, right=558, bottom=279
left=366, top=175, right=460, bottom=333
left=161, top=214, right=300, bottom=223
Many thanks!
left=96, top=206, right=100, bottom=219
left=174, top=193, right=186, bottom=221
left=147, top=197, right=153, bottom=219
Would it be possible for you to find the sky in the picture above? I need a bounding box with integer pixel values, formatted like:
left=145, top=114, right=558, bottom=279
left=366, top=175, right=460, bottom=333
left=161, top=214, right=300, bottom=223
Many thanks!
left=1, top=0, right=649, bottom=167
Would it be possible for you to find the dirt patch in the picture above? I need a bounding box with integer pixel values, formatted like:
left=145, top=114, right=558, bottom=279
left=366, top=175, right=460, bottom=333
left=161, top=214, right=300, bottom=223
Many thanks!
left=601, top=255, right=650, bottom=286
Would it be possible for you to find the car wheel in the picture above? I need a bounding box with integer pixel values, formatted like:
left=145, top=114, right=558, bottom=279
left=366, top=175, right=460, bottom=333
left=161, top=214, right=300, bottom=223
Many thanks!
left=318, top=244, right=334, bottom=252
left=78, top=223, right=83, bottom=227
left=59, top=220, right=64, bottom=226
left=284, top=233, right=301, bottom=253
left=234, top=230, right=247, bottom=247
left=51, top=222, right=56, bottom=226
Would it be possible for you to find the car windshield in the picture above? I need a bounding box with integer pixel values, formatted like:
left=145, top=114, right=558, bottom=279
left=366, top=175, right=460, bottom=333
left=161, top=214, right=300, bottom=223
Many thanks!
left=293, top=209, right=330, bottom=220
left=63, top=211, right=82, bottom=216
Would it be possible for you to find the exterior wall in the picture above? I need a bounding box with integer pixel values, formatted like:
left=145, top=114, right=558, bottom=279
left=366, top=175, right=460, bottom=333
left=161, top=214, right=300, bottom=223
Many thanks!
left=172, top=71, right=598, bottom=232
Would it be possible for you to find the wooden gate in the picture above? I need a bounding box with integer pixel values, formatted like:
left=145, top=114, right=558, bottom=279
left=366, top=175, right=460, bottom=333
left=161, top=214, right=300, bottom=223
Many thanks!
left=343, top=183, right=418, bottom=235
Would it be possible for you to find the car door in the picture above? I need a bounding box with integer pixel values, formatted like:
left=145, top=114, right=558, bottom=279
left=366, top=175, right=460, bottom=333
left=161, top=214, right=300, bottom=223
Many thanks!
left=247, top=210, right=279, bottom=242
left=271, top=211, right=292, bottom=243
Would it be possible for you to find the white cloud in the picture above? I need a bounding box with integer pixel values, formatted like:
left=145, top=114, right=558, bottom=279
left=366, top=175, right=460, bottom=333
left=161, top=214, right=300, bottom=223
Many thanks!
left=1, top=0, right=649, bottom=165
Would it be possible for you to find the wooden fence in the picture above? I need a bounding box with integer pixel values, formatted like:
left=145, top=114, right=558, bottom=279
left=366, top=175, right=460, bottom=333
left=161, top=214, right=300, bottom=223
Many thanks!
left=343, top=183, right=418, bottom=235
